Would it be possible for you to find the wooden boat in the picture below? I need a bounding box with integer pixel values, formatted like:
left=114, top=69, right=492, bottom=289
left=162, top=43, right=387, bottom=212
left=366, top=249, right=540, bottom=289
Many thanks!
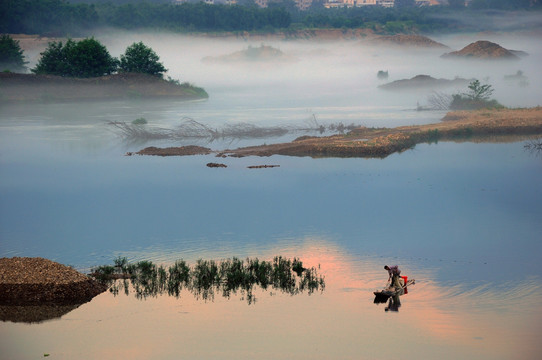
left=373, top=278, right=415, bottom=303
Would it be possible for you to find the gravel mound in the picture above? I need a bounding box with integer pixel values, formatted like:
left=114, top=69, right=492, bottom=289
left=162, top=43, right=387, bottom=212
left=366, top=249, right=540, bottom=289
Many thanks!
left=0, top=257, right=107, bottom=305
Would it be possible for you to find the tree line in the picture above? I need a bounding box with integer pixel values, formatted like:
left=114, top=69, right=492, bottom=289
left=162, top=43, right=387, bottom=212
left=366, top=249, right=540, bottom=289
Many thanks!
left=0, top=0, right=540, bottom=36
left=1, top=34, right=168, bottom=78
left=0, top=0, right=291, bottom=36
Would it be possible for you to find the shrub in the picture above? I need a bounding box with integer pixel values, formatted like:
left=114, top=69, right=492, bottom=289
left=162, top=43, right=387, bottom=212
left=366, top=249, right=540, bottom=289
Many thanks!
left=0, top=34, right=28, bottom=72
left=450, top=80, right=503, bottom=110
left=132, top=117, right=147, bottom=125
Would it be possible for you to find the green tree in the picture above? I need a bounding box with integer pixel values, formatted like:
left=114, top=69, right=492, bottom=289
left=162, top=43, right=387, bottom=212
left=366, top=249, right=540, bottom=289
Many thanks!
left=32, top=38, right=118, bottom=78
left=450, top=80, right=501, bottom=110
left=0, top=34, right=28, bottom=72
left=31, top=40, right=72, bottom=76
left=119, top=42, right=167, bottom=77
left=464, top=79, right=494, bottom=101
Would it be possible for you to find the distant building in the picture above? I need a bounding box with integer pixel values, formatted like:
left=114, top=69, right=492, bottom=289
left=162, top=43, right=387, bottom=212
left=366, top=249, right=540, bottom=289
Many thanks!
left=357, top=0, right=378, bottom=5
left=254, top=0, right=314, bottom=9
left=377, top=0, right=394, bottom=6
left=323, top=0, right=442, bottom=8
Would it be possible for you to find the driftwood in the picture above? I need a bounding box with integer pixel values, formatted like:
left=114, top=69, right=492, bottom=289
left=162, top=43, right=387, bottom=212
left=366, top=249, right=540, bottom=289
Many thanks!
left=109, top=116, right=361, bottom=142
left=247, top=165, right=280, bottom=169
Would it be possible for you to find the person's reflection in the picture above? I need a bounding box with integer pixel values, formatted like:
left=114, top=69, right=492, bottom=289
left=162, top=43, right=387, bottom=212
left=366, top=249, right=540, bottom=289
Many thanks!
left=385, top=293, right=401, bottom=312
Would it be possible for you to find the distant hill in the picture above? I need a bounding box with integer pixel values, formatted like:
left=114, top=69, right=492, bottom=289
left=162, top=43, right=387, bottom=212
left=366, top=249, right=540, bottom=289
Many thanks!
left=379, top=74, right=471, bottom=91
left=441, top=40, right=522, bottom=60
left=202, top=44, right=296, bottom=63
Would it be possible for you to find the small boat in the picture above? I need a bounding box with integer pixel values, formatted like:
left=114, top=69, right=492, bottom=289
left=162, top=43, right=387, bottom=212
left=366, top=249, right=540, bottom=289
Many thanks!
left=373, top=277, right=415, bottom=303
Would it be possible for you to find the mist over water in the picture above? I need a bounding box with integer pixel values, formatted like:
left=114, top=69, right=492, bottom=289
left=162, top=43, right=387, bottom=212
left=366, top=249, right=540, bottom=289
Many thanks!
left=1, top=31, right=542, bottom=359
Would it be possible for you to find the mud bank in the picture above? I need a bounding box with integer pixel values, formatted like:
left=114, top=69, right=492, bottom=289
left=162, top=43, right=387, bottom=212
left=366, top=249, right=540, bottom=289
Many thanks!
left=137, top=108, right=542, bottom=159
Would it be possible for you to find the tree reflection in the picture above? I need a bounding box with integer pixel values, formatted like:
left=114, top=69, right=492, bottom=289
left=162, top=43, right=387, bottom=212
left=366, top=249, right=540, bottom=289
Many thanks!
left=91, top=257, right=325, bottom=304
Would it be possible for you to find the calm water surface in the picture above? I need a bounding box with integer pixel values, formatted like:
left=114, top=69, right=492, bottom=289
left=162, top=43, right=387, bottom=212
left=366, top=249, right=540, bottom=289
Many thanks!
left=1, top=34, right=542, bottom=359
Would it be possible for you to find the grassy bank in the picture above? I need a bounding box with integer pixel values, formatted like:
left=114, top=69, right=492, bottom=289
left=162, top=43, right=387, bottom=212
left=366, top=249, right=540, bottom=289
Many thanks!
left=0, top=72, right=208, bottom=103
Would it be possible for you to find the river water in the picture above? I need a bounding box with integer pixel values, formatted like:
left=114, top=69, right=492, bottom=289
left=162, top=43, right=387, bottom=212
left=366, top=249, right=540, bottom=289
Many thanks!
left=1, top=33, right=542, bottom=359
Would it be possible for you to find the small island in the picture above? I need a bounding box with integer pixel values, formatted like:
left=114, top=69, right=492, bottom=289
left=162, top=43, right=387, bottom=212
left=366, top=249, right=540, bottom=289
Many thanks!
left=0, top=37, right=208, bottom=103
left=136, top=107, right=542, bottom=159
left=0, top=72, right=208, bottom=103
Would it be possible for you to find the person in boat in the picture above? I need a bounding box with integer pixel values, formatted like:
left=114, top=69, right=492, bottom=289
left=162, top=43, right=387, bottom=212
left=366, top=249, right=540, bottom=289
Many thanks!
left=384, top=265, right=402, bottom=290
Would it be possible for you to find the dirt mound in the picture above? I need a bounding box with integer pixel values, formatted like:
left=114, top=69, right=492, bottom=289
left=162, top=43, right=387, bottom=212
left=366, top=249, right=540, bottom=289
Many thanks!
left=366, top=34, right=448, bottom=48
left=379, top=74, right=471, bottom=91
left=0, top=257, right=107, bottom=305
left=442, top=40, right=520, bottom=60
left=0, top=72, right=208, bottom=102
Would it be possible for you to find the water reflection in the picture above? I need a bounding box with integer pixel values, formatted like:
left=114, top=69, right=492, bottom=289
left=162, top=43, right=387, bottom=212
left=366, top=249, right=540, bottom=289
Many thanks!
left=0, top=304, right=83, bottom=324
left=91, top=256, right=325, bottom=304
left=385, top=293, right=402, bottom=312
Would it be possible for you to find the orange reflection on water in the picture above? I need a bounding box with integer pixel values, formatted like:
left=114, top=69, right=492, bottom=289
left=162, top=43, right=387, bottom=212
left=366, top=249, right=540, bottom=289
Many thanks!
left=1, top=239, right=541, bottom=359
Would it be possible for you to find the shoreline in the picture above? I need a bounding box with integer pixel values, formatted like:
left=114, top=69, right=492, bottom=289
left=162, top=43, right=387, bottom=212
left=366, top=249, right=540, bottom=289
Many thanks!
left=0, top=72, right=208, bottom=103
left=136, top=107, right=542, bottom=159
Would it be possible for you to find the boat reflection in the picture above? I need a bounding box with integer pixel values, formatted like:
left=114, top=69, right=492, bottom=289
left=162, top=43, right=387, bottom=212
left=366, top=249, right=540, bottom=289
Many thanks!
left=385, top=293, right=402, bottom=312
left=91, top=256, right=325, bottom=304
left=374, top=279, right=413, bottom=312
